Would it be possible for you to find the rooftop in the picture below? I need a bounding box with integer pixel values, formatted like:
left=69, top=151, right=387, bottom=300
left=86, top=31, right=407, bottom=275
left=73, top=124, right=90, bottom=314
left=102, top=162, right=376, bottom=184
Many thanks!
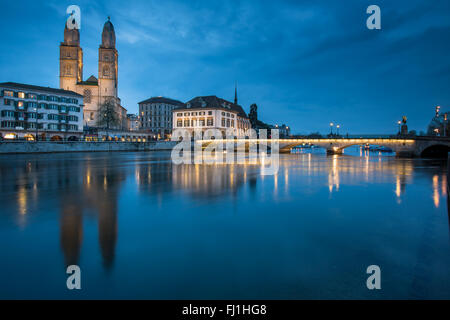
left=78, top=75, right=98, bottom=86
left=0, top=82, right=83, bottom=97
left=179, top=95, right=248, bottom=118
left=138, top=96, right=185, bottom=107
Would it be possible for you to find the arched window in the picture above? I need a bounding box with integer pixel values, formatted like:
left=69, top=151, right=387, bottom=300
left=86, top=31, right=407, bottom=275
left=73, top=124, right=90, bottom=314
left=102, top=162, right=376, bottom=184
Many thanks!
left=64, top=65, right=72, bottom=76
left=103, top=66, right=110, bottom=77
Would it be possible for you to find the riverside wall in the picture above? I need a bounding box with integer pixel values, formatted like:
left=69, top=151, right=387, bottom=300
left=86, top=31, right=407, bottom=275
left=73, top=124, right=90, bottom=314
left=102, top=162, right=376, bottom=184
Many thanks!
left=0, top=141, right=177, bottom=154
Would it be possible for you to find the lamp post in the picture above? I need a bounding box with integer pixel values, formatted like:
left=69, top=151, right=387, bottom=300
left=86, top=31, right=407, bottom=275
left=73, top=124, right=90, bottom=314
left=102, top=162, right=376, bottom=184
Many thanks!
left=330, top=122, right=334, bottom=135
left=444, top=113, right=448, bottom=137
left=336, top=124, right=340, bottom=136
left=397, top=120, right=401, bottom=135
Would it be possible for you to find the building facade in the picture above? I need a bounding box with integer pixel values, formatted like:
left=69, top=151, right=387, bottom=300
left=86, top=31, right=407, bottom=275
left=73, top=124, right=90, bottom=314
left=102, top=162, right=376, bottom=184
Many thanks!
left=59, top=17, right=127, bottom=129
left=127, top=114, right=140, bottom=131
left=138, top=97, right=185, bottom=139
left=172, top=95, right=251, bottom=137
left=0, top=82, right=84, bottom=140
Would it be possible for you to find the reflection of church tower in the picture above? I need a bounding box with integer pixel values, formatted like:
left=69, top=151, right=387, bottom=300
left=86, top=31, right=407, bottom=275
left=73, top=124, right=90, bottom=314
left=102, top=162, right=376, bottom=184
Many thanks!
left=60, top=203, right=83, bottom=266
left=98, top=200, right=118, bottom=270
left=98, top=17, right=118, bottom=100
left=59, top=24, right=83, bottom=91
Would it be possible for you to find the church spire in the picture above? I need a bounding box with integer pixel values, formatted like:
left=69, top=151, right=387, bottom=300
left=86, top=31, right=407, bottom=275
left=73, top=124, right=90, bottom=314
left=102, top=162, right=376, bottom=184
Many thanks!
left=234, top=82, right=238, bottom=105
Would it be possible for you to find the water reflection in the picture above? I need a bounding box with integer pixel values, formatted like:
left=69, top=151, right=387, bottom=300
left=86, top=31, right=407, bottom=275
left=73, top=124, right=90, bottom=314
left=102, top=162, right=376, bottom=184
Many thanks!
left=0, top=151, right=449, bottom=298
left=0, top=156, right=123, bottom=269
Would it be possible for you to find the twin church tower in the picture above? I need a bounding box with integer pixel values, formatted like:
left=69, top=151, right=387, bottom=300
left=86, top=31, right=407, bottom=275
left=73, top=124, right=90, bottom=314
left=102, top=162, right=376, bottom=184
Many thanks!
left=59, top=18, right=126, bottom=128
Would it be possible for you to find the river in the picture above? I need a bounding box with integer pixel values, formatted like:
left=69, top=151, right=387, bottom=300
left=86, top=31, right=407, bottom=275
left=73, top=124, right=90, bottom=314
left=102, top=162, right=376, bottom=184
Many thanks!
left=0, top=149, right=449, bottom=299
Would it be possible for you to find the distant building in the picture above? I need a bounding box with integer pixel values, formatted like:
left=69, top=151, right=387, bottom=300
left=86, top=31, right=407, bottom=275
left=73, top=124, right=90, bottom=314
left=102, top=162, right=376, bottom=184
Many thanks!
left=427, top=109, right=449, bottom=136
left=59, top=17, right=127, bottom=130
left=173, top=95, right=251, bottom=136
left=0, top=82, right=84, bottom=140
left=127, top=114, right=140, bottom=131
left=138, top=97, right=185, bottom=139
left=275, top=124, right=291, bottom=138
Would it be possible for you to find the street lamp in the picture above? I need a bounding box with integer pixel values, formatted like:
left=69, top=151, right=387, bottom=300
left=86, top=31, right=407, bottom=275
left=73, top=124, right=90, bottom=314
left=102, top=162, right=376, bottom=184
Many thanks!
left=397, top=120, right=401, bottom=134
left=444, top=113, right=448, bottom=137
left=336, top=124, right=340, bottom=136
left=329, top=122, right=334, bottom=135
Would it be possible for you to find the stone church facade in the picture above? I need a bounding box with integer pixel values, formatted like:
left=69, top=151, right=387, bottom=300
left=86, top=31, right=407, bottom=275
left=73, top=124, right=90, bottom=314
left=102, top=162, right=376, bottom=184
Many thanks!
left=59, top=18, right=127, bottom=129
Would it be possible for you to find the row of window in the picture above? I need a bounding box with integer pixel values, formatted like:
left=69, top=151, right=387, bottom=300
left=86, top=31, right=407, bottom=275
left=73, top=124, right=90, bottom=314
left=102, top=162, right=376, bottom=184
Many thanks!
left=1, top=121, right=79, bottom=131
left=176, top=111, right=213, bottom=117
left=2, top=99, right=81, bottom=112
left=142, top=117, right=172, bottom=122
left=140, top=104, right=176, bottom=111
left=47, top=114, right=79, bottom=121
left=1, top=110, right=78, bottom=122
left=1, top=90, right=79, bottom=104
left=177, top=118, right=217, bottom=127
left=141, top=111, right=173, bottom=116
left=175, top=111, right=236, bottom=118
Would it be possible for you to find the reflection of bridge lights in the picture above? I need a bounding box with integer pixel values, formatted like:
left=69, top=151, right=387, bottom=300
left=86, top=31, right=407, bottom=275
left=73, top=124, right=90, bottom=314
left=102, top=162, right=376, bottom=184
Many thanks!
left=328, top=155, right=340, bottom=193
left=433, top=175, right=440, bottom=208
left=395, top=176, right=401, bottom=200
left=18, top=186, right=27, bottom=216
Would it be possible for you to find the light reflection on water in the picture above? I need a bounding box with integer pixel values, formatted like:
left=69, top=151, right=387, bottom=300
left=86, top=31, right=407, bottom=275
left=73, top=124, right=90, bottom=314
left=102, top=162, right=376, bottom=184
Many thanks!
left=0, top=148, right=449, bottom=299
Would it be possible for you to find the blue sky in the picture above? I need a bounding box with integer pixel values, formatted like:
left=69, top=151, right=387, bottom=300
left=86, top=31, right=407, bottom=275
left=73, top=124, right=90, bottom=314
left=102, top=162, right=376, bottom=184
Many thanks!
left=0, top=0, right=449, bottom=134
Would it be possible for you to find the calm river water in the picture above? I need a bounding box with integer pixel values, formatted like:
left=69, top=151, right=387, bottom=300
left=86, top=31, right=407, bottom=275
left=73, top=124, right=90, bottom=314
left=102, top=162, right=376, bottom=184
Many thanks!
left=0, top=149, right=449, bottom=299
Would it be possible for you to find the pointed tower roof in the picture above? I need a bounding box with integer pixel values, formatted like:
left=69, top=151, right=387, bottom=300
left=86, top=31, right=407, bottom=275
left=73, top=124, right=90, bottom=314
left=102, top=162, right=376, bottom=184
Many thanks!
left=234, top=83, right=238, bottom=105
left=101, top=17, right=116, bottom=48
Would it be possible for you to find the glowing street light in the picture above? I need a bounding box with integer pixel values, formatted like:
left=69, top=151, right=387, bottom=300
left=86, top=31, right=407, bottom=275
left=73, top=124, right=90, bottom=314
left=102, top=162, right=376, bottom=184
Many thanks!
left=336, top=124, right=340, bottom=136
left=329, top=122, right=334, bottom=135
left=397, top=120, right=401, bottom=134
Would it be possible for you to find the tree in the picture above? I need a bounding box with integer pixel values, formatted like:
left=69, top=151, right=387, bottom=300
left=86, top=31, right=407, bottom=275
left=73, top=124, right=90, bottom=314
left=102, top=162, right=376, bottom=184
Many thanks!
left=97, top=98, right=120, bottom=136
left=249, top=103, right=258, bottom=128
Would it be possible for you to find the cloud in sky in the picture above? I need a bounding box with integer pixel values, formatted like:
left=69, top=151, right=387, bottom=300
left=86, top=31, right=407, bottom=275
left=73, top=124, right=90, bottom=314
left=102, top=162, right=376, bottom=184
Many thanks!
left=0, top=0, right=449, bottom=134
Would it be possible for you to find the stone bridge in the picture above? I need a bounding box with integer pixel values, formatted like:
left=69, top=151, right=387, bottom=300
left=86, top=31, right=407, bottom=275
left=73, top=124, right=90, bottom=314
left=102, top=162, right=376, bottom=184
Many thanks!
left=198, top=136, right=450, bottom=157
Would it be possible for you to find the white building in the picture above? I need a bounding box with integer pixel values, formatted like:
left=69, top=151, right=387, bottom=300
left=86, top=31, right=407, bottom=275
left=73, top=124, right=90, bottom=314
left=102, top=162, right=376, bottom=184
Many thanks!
left=138, top=97, right=185, bottom=139
left=173, top=95, right=251, bottom=137
left=0, top=82, right=84, bottom=140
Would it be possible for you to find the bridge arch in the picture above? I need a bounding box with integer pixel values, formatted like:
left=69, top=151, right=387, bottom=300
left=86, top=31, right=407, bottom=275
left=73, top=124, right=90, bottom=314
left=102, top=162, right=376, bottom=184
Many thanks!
left=420, top=144, right=450, bottom=158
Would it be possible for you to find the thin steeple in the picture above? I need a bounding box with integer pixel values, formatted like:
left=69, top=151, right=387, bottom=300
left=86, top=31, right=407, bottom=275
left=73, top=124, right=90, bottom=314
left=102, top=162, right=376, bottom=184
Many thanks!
left=234, top=82, right=238, bottom=105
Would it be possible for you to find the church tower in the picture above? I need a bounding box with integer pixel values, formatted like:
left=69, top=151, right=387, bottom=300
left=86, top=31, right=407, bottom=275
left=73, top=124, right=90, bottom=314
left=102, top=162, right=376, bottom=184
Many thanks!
left=98, top=17, right=118, bottom=101
left=59, top=24, right=83, bottom=91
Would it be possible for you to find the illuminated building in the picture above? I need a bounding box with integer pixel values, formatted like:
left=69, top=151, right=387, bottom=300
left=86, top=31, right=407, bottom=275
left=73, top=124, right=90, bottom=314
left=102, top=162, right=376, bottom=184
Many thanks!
left=173, top=94, right=251, bottom=137
left=0, top=82, right=83, bottom=140
left=138, top=97, right=185, bottom=139
left=59, top=17, right=128, bottom=130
